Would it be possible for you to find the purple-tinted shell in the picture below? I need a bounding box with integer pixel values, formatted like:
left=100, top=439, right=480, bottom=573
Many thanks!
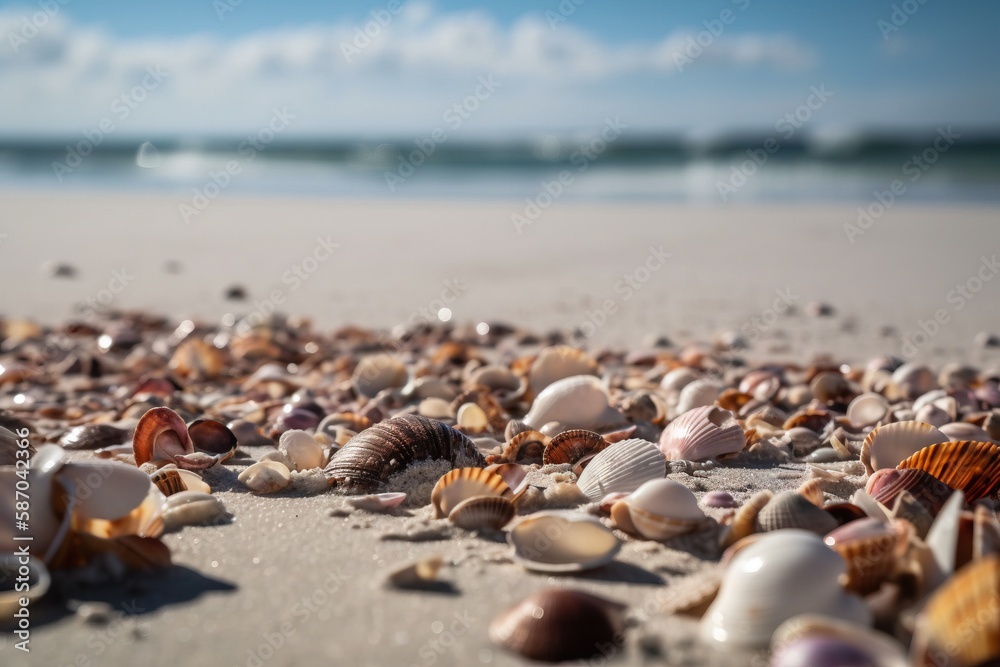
left=771, top=636, right=878, bottom=667
left=271, top=408, right=320, bottom=437
left=865, top=467, right=953, bottom=517
left=702, top=490, right=739, bottom=509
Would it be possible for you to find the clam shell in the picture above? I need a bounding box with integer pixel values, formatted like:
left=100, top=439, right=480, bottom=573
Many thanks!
left=755, top=491, right=838, bottom=536
left=456, top=402, right=489, bottom=432
left=675, top=379, right=722, bottom=415
left=659, top=406, right=745, bottom=462
left=323, top=414, right=486, bottom=493
left=523, top=375, right=623, bottom=431
left=59, top=423, right=129, bottom=450
left=542, top=429, right=608, bottom=466
left=162, top=491, right=229, bottom=530
left=278, top=429, right=326, bottom=471
left=939, top=421, right=992, bottom=442
left=896, top=440, right=1000, bottom=503
left=430, top=467, right=511, bottom=519
left=489, top=588, right=626, bottom=663
left=133, top=407, right=194, bottom=467
left=0, top=553, right=49, bottom=619
left=448, top=495, right=516, bottom=530
left=661, top=367, right=701, bottom=392
left=701, top=530, right=871, bottom=649
left=624, top=479, right=707, bottom=540
left=824, top=518, right=905, bottom=594
left=859, top=420, right=949, bottom=476
left=721, top=489, right=772, bottom=548
left=866, top=468, right=952, bottom=518
left=576, top=438, right=667, bottom=502
left=352, top=354, right=407, bottom=398
left=846, top=392, right=891, bottom=428
left=702, top=490, right=739, bottom=509
left=151, top=467, right=211, bottom=496
left=910, top=555, right=1000, bottom=667
left=348, top=492, right=407, bottom=512
left=238, top=460, right=291, bottom=494
left=54, top=460, right=151, bottom=521
left=527, top=345, right=599, bottom=398
left=386, top=556, right=443, bottom=589
left=508, top=511, right=621, bottom=572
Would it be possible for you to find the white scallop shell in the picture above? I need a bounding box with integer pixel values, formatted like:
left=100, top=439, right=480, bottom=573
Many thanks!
left=846, top=392, right=890, bottom=428
left=859, top=420, right=949, bottom=476
left=658, top=406, right=745, bottom=461
left=701, top=530, right=871, bottom=649
left=507, top=511, right=621, bottom=572
left=675, top=379, right=722, bottom=416
left=624, top=479, right=706, bottom=540
left=576, top=438, right=666, bottom=502
left=523, top=375, right=622, bottom=431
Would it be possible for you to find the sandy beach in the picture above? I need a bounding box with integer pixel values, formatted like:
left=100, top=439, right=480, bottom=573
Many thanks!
left=2, top=193, right=1000, bottom=667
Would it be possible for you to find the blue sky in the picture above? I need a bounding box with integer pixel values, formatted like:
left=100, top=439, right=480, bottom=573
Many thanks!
left=1, top=0, right=998, bottom=138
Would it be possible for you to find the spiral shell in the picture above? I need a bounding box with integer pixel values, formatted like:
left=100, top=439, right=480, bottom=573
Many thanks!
left=896, top=440, right=1000, bottom=503
left=323, top=414, right=486, bottom=493
left=659, top=406, right=745, bottom=462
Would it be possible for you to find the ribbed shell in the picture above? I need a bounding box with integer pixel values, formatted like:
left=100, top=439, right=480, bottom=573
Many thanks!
left=576, top=438, right=666, bottom=502
left=150, top=468, right=210, bottom=497
left=543, top=429, right=609, bottom=466
left=659, top=406, right=745, bottom=461
left=896, top=440, right=1000, bottom=503
left=859, top=420, right=948, bottom=475
left=823, top=518, right=901, bottom=594
left=866, top=468, right=952, bottom=518
left=502, top=430, right=550, bottom=465
left=448, top=495, right=515, bottom=530
left=489, top=588, right=625, bottom=663
left=754, top=491, right=838, bottom=536
left=431, top=467, right=511, bottom=518
left=323, top=414, right=486, bottom=493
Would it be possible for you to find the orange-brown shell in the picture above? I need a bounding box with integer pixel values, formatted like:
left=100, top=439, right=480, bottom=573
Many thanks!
left=502, top=430, right=551, bottom=465
left=132, top=407, right=193, bottom=467
left=896, top=440, right=1000, bottom=503
left=542, top=429, right=609, bottom=466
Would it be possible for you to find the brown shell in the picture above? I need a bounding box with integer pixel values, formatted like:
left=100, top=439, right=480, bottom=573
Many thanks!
left=448, top=495, right=516, bottom=530
left=721, top=489, right=772, bottom=548
left=133, top=407, right=193, bottom=467
left=781, top=409, right=834, bottom=433
left=867, top=467, right=953, bottom=518
left=59, top=423, right=129, bottom=451
left=430, top=467, right=512, bottom=518
left=824, top=518, right=903, bottom=594
left=489, top=588, right=626, bottom=662
left=716, top=388, right=754, bottom=413
left=151, top=468, right=187, bottom=496
left=754, top=491, right=838, bottom=536
left=450, top=387, right=506, bottom=433
left=323, top=414, right=486, bottom=493
left=542, top=429, right=609, bottom=466
left=896, top=440, right=1000, bottom=503
left=188, top=419, right=238, bottom=456
left=502, top=430, right=551, bottom=465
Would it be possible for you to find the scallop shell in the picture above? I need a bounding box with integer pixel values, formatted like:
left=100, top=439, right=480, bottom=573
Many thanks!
left=910, top=555, right=1000, bottom=667
left=348, top=492, right=407, bottom=512
left=448, top=495, right=516, bottom=530
left=500, top=430, right=550, bottom=465
left=754, top=491, right=839, bottom=536
left=846, top=392, right=891, bottom=428
left=576, top=438, right=667, bottom=502
left=430, top=467, right=511, bottom=519
left=824, top=518, right=905, bottom=594
left=896, top=440, right=1000, bottom=503
left=151, top=466, right=211, bottom=496
left=508, top=511, right=621, bottom=572
left=238, top=460, right=291, bottom=494
left=59, top=423, right=129, bottom=450
left=622, top=479, right=707, bottom=540
left=859, top=420, right=949, bottom=476
left=162, top=491, right=229, bottom=530
left=659, top=406, right=745, bottom=462
left=866, top=468, right=953, bottom=518
left=352, top=354, right=407, bottom=398
left=484, top=463, right=528, bottom=500
left=701, top=530, right=872, bottom=649
left=720, top=489, right=772, bottom=548
left=278, top=429, right=326, bottom=471
left=542, top=429, right=608, bottom=466
left=527, top=345, right=599, bottom=398
left=489, top=588, right=626, bottom=663
left=0, top=553, right=49, bottom=619
left=523, top=375, right=623, bottom=431
left=323, top=414, right=486, bottom=493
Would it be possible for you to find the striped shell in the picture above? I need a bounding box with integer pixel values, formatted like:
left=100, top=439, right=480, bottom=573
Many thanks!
left=754, top=491, right=838, bottom=536
left=897, top=440, right=1000, bottom=503
left=823, top=518, right=905, bottom=594
left=448, top=495, right=516, bottom=530
left=866, top=468, right=953, bottom=518
left=150, top=467, right=211, bottom=496
left=859, top=421, right=949, bottom=476
left=659, top=406, right=745, bottom=462
left=501, top=430, right=550, bottom=465
left=542, top=429, right=608, bottom=466
left=721, top=490, right=772, bottom=548
left=576, top=438, right=667, bottom=502
left=431, top=467, right=511, bottom=518
left=324, top=414, right=486, bottom=493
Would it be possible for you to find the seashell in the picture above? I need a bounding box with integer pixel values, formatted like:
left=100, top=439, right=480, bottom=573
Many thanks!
left=76, top=484, right=167, bottom=541
left=576, top=438, right=666, bottom=502
left=317, top=412, right=372, bottom=438
left=504, top=419, right=530, bottom=442
left=0, top=553, right=49, bottom=619
left=450, top=388, right=506, bottom=433
left=782, top=409, right=834, bottom=433
left=889, top=490, right=935, bottom=539
left=939, top=421, right=992, bottom=442
left=53, top=459, right=152, bottom=522
left=0, top=445, right=70, bottom=561
left=133, top=407, right=193, bottom=466
left=150, top=466, right=211, bottom=496
left=716, top=388, right=754, bottom=414
left=227, top=419, right=272, bottom=447
left=402, top=376, right=458, bottom=401
left=925, top=490, right=964, bottom=576
left=162, top=491, right=229, bottom=530
left=859, top=420, right=949, bottom=476
left=323, top=414, right=486, bottom=493
left=501, top=430, right=550, bottom=465
left=523, top=375, right=623, bottom=432
left=973, top=501, right=1000, bottom=560
left=824, top=502, right=869, bottom=526
left=810, top=371, right=852, bottom=403
left=430, top=467, right=511, bottom=519
left=418, top=397, right=453, bottom=420
left=542, top=429, right=608, bottom=466
left=755, top=491, right=838, bottom=537
left=240, top=363, right=302, bottom=395
left=702, top=490, right=739, bottom=509
left=915, top=403, right=952, bottom=428
left=59, top=423, right=129, bottom=450
left=599, top=491, right=631, bottom=515
left=508, top=511, right=621, bottom=572
left=269, top=408, right=320, bottom=438
left=866, top=468, right=952, bottom=518
left=824, top=518, right=905, bottom=594
left=352, top=354, right=407, bottom=398
left=896, top=440, right=1000, bottom=503
left=448, top=495, right=516, bottom=530
left=489, top=588, right=626, bottom=663
left=846, top=392, right=891, bottom=428
left=278, top=429, right=326, bottom=471
left=889, top=363, right=937, bottom=401
left=661, top=366, right=701, bottom=392
left=739, top=369, right=782, bottom=400
left=456, top=402, right=488, bottom=432
left=746, top=404, right=789, bottom=429
left=527, top=345, right=599, bottom=399
left=386, top=556, right=443, bottom=589
left=701, top=530, right=871, bottom=649
left=620, top=479, right=707, bottom=540
left=348, top=492, right=407, bottom=512
left=169, top=338, right=225, bottom=380
left=484, top=463, right=528, bottom=500
left=910, top=554, right=1000, bottom=667
left=721, top=489, right=772, bottom=548
left=187, top=419, right=238, bottom=457
left=770, top=615, right=909, bottom=667
left=798, top=478, right=826, bottom=507
left=468, top=365, right=521, bottom=393
left=675, top=379, right=722, bottom=415
left=238, top=460, right=291, bottom=494
left=659, top=406, right=745, bottom=461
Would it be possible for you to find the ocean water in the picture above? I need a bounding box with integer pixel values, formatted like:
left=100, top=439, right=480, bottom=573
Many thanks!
left=1, top=133, right=999, bottom=204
